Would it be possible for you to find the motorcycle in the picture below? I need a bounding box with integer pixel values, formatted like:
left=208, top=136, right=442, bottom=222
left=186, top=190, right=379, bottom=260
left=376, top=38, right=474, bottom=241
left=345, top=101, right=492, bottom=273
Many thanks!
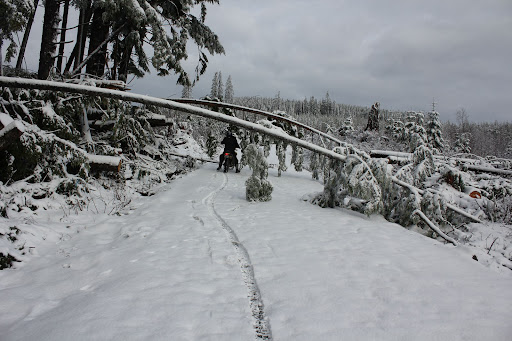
left=222, top=152, right=236, bottom=173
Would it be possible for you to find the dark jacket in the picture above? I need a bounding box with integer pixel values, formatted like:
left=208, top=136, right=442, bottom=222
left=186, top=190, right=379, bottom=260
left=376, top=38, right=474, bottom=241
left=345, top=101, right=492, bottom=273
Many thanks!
left=221, top=136, right=240, bottom=153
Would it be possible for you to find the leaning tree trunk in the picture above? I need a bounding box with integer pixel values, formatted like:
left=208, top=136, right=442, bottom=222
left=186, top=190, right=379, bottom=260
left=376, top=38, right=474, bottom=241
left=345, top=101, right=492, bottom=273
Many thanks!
left=86, top=5, right=110, bottom=77
left=38, top=0, right=61, bottom=79
left=16, top=0, right=39, bottom=70
left=55, top=0, right=70, bottom=74
left=64, top=1, right=93, bottom=75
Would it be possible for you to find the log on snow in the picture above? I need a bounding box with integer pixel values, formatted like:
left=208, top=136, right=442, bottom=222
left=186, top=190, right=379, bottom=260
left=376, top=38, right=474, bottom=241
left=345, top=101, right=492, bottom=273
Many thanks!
left=87, top=154, right=122, bottom=173
left=89, top=115, right=174, bottom=131
left=465, top=164, right=512, bottom=177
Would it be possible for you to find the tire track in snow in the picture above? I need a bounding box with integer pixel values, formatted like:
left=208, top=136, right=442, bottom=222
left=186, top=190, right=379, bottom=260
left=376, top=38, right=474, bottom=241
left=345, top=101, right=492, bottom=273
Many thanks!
left=203, top=173, right=273, bottom=340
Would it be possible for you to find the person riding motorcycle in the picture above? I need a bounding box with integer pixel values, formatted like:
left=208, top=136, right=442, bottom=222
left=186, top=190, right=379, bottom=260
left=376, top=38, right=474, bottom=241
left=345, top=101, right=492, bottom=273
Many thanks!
left=217, top=131, right=240, bottom=172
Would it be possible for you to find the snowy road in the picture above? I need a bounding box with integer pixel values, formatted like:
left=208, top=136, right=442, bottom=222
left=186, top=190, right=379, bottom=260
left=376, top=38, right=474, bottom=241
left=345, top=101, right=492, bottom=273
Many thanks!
left=1, top=163, right=512, bottom=340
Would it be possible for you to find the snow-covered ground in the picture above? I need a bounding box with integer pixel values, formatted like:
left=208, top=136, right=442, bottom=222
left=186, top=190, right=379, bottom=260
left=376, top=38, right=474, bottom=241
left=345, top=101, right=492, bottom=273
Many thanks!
left=1, top=157, right=512, bottom=340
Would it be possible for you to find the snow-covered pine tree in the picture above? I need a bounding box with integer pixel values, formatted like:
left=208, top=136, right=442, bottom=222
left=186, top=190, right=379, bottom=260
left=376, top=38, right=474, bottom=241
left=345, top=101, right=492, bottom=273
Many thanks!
left=245, top=144, right=273, bottom=202
left=210, top=72, right=219, bottom=98
left=217, top=71, right=223, bottom=101
left=310, top=152, right=319, bottom=180
left=182, top=84, right=192, bottom=98
left=224, top=75, right=234, bottom=103
left=313, top=145, right=382, bottom=215
left=404, top=111, right=427, bottom=152
left=455, top=132, right=471, bottom=154
left=385, top=114, right=406, bottom=142
left=291, top=145, right=304, bottom=172
left=205, top=132, right=217, bottom=158
left=320, top=92, right=332, bottom=115
left=420, top=190, right=447, bottom=227
left=411, top=144, right=435, bottom=187
left=426, top=110, right=444, bottom=153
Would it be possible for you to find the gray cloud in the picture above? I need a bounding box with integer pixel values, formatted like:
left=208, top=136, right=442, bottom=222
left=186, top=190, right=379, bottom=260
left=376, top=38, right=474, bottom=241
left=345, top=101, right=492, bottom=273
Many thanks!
left=137, top=0, right=510, bottom=122
left=8, top=0, right=511, bottom=122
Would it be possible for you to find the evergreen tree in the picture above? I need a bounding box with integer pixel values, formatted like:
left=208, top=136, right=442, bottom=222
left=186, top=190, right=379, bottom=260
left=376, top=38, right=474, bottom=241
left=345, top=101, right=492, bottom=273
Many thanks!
left=245, top=144, right=272, bottom=202
left=210, top=72, right=218, bottom=98
left=291, top=145, right=304, bottom=172
left=54, top=0, right=225, bottom=83
left=205, top=132, right=217, bottom=158
left=455, top=132, right=471, bottom=154
left=404, top=111, right=427, bottom=152
left=276, top=140, right=287, bottom=177
left=181, top=84, right=192, bottom=98
left=426, top=110, right=444, bottom=153
left=320, top=92, right=332, bottom=115
left=217, top=71, right=223, bottom=100
left=224, top=75, right=234, bottom=103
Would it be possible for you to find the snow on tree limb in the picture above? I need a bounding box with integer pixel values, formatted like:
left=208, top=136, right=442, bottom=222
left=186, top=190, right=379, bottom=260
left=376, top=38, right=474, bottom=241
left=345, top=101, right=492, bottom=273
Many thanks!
left=0, top=77, right=346, bottom=162
left=412, top=209, right=457, bottom=246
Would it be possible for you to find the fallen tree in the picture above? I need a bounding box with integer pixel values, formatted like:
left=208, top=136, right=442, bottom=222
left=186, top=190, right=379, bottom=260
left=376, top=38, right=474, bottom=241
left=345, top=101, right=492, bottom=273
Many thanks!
left=0, top=76, right=482, bottom=238
left=371, top=149, right=512, bottom=177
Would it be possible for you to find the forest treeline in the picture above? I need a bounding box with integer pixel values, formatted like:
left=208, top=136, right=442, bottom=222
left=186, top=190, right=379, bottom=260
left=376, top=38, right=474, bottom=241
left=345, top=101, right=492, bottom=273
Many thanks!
left=229, top=93, right=511, bottom=159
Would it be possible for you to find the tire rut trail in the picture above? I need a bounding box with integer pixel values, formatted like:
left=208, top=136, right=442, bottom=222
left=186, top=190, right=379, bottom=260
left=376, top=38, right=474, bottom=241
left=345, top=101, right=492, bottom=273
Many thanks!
left=203, top=173, right=273, bottom=340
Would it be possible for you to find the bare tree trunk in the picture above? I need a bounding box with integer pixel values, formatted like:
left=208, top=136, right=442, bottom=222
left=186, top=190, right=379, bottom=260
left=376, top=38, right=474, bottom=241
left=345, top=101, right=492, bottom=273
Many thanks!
left=16, top=0, right=39, bottom=70
left=64, top=0, right=92, bottom=75
left=0, top=41, right=3, bottom=77
left=86, top=5, right=110, bottom=77
left=38, top=0, right=61, bottom=79
left=56, top=0, right=70, bottom=74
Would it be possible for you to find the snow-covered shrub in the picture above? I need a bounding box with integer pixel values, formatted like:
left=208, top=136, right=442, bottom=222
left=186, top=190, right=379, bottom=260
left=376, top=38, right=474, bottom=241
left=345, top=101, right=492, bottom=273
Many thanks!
left=393, top=145, right=435, bottom=188
left=313, top=145, right=382, bottom=215
left=205, top=132, right=217, bottom=158
left=56, top=178, right=90, bottom=197
left=420, top=190, right=447, bottom=227
left=440, top=165, right=466, bottom=192
left=338, top=116, right=355, bottom=136
left=0, top=124, right=89, bottom=183
left=270, top=110, right=300, bottom=137
left=275, top=140, right=287, bottom=177
left=111, top=107, right=155, bottom=154
left=309, top=152, right=320, bottom=180
left=477, top=177, right=512, bottom=223
left=291, top=145, right=304, bottom=172
left=411, top=145, right=435, bottom=187
left=245, top=144, right=273, bottom=202
left=385, top=115, right=406, bottom=142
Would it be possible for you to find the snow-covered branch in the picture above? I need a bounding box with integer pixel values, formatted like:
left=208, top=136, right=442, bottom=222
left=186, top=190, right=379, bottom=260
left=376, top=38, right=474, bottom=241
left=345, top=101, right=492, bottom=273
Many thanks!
left=0, top=77, right=347, bottom=163
left=412, top=209, right=457, bottom=246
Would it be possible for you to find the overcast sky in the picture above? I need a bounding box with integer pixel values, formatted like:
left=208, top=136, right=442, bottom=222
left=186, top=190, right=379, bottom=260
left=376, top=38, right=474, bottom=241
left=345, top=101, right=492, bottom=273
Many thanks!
left=11, top=0, right=512, bottom=122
